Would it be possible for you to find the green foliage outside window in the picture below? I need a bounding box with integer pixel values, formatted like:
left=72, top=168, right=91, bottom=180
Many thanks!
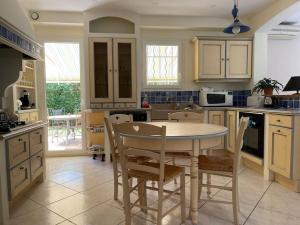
left=46, top=83, right=81, bottom=114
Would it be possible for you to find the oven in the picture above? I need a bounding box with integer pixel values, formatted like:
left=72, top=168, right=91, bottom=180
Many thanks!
left=199, top=91, right=233, bottom=106
left=239, top=112, right=264, bottom=159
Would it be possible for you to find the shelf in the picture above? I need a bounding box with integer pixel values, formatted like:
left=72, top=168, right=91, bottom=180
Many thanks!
left=15, top=85, right=35, bottom=89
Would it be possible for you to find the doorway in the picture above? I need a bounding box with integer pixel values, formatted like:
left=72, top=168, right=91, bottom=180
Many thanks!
left=44, top=42, right=82, bottom=152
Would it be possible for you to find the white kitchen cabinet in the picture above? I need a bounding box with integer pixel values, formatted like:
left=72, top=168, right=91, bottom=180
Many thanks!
left=89, top=37, right=136, bottom=106
left=193, top=39, right=252, bottom=80
left=226, top=41, right=252, bottom=79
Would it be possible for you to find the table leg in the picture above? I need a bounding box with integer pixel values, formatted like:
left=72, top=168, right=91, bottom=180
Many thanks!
left=190, top=139, right=199, bottom=224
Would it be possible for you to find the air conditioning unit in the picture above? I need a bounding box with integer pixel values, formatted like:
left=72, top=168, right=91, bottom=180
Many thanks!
left=268, top=23, right=300, bottom=40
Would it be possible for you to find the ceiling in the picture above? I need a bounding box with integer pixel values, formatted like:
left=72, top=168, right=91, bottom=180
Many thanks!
left=18, top=0, right=277, bottom=17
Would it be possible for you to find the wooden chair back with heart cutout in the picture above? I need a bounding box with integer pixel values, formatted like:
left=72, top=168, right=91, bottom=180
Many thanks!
left=113, top=122, right=167, bottom=184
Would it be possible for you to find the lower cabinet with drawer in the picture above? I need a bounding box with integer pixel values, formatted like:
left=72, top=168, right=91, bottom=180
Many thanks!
left=268, top=125, right=292, bottom=178
left=6, top=127, right=45, bottom=200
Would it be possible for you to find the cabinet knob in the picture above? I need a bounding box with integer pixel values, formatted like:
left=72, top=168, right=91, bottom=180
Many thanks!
left=226, top=58, right=230, bottom=61
left=19, top=166, right=25, bottom=170
left=277, top=119, right=281, bottom=122
left=18, top=138, right=23, bottom=142
left=36, top=132, right=40, bottom=135
left=221, top=58, right=225, bottom=61
left=277, top=129, right=281, bottom=133
left=36, top=155, right=41, bottom=159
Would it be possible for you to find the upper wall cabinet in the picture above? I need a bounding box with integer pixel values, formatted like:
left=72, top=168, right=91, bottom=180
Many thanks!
left=193, top=39, right=252, bottom=80
left=89, top=37, right=136, bottom=106
left=89, top=17, right=135, bottom=34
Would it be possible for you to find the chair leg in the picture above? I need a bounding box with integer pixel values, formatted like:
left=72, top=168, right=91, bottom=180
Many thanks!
left=206, top=174, right=211, bottom=197
left=138, top=178, right=147, bottom=213
left=198, top=171, right=203, bottom=201
left=157, top=182, right=164, bottom=225
left=113, top=164, right=119, bottom=200
left=122, top=177, right=131, bottom=225
left=180, top=173, right=186, bottom=225
left=173, top=157, right=177, bottom=184
left=232, top=177, right=240, bottom=225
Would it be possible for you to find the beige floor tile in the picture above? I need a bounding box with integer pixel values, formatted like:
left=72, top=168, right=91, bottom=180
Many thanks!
left=57, top=220, right=76, bottom=225
left=81, top=181, right=115, bottom=204
left=27, top=184, right=78, bottom=206
left=245, top=207, right=300, bottom=225
left=47, top=192, right=104, bottom=219
left=49, top=170, right=84, bottom=184
left=62, top=171, right=113, bottom=192
left=8, top=207, right=65, bottom=225
left=69, top=203, right=124, bottom=225
left=10, top=197, right=42, bottom=218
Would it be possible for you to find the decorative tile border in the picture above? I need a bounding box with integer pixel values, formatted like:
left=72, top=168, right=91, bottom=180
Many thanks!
left=0, top=17, right=42, bottom=59
left=141, top=90, right=252, bottom=106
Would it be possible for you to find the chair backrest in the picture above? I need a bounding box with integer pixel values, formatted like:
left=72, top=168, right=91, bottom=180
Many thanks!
left=168, top=111, right=204, bottom=122
left=233, top=117, right=249, bottom=174
left=113, top=122, right=167, bottom=185
left=104, top=114, right=133, bottom=161
left=51, top=109, right=64, bottom=116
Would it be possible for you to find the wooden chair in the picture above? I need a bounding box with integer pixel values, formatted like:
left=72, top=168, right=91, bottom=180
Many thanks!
left=113, top=122, right=186, bottom=225
left=104, top=114, right=133, bottom=200
left=168, top=111, right=204, bottom=183
left=198, top=117, right=249, bottom=225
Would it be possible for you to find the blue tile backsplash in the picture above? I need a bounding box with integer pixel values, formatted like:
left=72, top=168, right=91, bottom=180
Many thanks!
left=273, top=96, right=300, bottom=109
left=141, top=90, right=252, bottom=107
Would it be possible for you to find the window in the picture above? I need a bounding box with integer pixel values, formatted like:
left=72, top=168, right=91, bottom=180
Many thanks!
left=144, top=43, right=181, bottom=87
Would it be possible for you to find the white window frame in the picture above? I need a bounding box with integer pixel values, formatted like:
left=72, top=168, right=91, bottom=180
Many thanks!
left=143, top=40, right=182, bottom=89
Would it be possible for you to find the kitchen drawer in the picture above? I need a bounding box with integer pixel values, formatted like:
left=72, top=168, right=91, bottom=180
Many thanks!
left=30, top=151, right=44, bottom=181
left=29, top=111, right=39, bottom=122
left=10, top=160, right=30, bottom=199
left=29, top=129, right=43, bottom=156
left=8, top=134, right=30, bottom=168
left=269, top=114, right=292, bottom=128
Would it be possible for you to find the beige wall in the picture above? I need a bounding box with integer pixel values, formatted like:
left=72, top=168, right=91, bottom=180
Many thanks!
left=141, top=29, right=251, bottom=91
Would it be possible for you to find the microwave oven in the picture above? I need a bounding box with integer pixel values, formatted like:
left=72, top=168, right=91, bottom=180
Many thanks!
left=199, top=91, right=233, bottom=106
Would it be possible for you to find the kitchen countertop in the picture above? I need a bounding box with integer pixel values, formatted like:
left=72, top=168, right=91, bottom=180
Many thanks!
left=85, top=108, right=152, bottom=112
left=0, top=121, right=47, bottom=140
left=202, top=106, right=300, bottom=115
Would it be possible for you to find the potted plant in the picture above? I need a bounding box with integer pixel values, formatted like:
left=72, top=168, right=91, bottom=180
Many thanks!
left=252, top=78, right=283, bottom=96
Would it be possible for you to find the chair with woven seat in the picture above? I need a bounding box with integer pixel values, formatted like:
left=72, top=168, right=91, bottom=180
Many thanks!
left=105, top=114, right=151, bottom=201
left=105, top=114, right=134, bottom=200
left=198, top=117, right=249, bottom=225
left=113, top=122, right=186, bottom=225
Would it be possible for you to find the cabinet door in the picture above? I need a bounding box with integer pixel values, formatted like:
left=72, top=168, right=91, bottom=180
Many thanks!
left=10, top=160, right=30, bottom=199
left=198, top=40, right=226, bottom=79
left=226, top=111, right=237, bottom=152
left=226, top=41, right=252, bottom=79
left=89, top=37, right=113, bottom=103
left=113, top=38, right=137, bottom=103
left=29, top=129, right=43, bottom=156
left=30, top=151, right=44, bottom=181
left=8, top=134, right=30, bottom=168
left=209, top=111, right=225, bottom=149
left=268, top=126, right=292, bottom=178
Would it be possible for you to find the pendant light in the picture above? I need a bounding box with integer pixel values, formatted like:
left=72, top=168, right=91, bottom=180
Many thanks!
left=223, top=0, right=251, bottom=34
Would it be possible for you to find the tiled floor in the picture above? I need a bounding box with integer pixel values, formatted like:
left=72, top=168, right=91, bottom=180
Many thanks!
left=9, top=156, right=300, bottom=225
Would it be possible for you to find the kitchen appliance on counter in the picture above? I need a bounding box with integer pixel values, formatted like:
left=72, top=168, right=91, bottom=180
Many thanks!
left=0, top=111, right=26, bottom=133
left=199, top=90, right=233, bottom=106
left=239, top=112, right=264, bottom=159
left=247, top=95, right=264, bottom=108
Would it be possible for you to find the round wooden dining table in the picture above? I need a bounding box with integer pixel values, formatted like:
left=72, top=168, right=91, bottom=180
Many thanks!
left=126, top=121, right=228, bottom=224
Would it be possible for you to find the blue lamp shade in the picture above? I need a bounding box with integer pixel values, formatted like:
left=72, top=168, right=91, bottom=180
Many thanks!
left=223, top=18, right=251, bottom=34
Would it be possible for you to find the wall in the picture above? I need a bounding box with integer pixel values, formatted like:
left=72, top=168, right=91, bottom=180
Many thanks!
left=268, top=36, right=300, bottom=92
left=141, top=29, right=251, bottom=92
